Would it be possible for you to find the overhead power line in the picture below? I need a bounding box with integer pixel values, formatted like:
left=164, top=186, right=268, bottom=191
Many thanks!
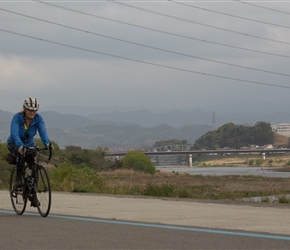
left=235, top=0, right=290, bottom=15
left=2, top=7, right=290, bottom=77
left=33, top=1, right=290, bottom=59
left=169, top=0, right=290, bottom=30
left=110, top=0, right=290, bottom=45
left=1, top=27, right=290, bottom=90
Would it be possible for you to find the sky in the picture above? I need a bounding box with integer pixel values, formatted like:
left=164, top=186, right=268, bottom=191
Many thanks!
left=1, top=0, right=290, bottom=115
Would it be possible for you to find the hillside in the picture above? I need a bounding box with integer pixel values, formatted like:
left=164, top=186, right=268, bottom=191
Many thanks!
left=0, top=110, right=212, bottom=149
left=1, top=109, right=289, bottom=150
left=274, top=132, right=289, bottom=147
left=47, top=123, right=212, bottom=150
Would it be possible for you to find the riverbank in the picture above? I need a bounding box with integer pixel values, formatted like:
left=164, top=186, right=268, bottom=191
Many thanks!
left=193, top=154, right=290, bottom=168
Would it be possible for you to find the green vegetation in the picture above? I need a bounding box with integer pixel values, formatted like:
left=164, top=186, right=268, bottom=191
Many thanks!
left=49, top=161, right=105, bottom=193
left=194, top=122, right=274, bottom=149
left=153, top=139, right=188, bottom=148
left=122, top=151, right=156, bottom=174
left=98, top=171, right=290, bottom=203
left=0, top=140, right=157, bottom=192
left=248, top=159, right=255, bottom=166
left=255, top=159, right=263, bottom=166
left=278, top=194, right=290, bottom=204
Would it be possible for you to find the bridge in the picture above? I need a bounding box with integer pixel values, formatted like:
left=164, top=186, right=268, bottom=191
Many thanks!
left=152, top=144, right=191, bottom=152
left=106, top=148, right=290, bottom=156
left=106, top=148, right=290, bottom=166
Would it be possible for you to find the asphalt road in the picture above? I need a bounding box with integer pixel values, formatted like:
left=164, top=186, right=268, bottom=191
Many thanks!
left=1, top=191, right=290, bottom=249
left=0, top=211, right=290, bottom=249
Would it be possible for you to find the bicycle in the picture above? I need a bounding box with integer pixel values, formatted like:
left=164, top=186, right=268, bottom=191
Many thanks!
left=9, top=146, right=52, bottom=217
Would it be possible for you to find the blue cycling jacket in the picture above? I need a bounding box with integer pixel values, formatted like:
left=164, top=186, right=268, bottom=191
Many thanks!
left=7, top=112, right=50, bottom=149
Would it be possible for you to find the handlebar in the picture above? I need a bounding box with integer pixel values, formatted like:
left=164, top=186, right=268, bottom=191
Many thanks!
left=39, top=145, right=53, bottom=161
left=23, top=145, right=53, bottom=161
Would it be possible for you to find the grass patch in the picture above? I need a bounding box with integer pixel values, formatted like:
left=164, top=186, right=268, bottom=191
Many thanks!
left=2, top=162, right=290, bottom=203
left=278, top=194, right=290, bottom=204
left=97, top=170, right=290, bottom=201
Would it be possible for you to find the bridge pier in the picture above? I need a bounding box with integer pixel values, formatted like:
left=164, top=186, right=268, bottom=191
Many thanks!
left=189, top=154, right=192, bottom=167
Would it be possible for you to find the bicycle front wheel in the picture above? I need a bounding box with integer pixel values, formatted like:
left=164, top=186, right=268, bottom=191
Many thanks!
left=35, top=165, right=51, bottom=217
left=9, top=167, right=27, bottom=215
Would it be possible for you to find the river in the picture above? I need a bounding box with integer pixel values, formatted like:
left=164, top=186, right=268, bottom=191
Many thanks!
left=156, top=165, right=290, bottom=178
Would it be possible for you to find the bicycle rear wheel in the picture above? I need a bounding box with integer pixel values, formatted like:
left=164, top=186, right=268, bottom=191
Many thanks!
left=35, top=165, right=51, bottom=217
left=9, top=167, right=27, bottom=215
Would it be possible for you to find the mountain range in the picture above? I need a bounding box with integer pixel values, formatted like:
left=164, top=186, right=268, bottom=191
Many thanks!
left=1, top=107, right=289, bottom=150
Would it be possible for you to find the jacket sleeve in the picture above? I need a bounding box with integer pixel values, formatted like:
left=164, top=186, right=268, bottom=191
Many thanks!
left=10, top=114, right=24, bottom=149
left=37, top=114, right=50, bottom=146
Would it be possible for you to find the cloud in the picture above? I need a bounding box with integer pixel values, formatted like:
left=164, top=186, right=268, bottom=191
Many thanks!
left=0, top=1, right=290, bottom=114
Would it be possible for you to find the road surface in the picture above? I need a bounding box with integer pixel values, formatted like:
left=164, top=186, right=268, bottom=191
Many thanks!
left=1, top=191, right=290, bottom=249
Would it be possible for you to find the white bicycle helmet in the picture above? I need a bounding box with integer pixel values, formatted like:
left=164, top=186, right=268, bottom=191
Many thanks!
left=23, top=97, right=39, bottom=111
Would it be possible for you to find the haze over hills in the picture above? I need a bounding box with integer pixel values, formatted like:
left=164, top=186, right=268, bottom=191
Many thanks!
left=39, top=102, right=290, bottom=128
left=1, top=104, right=290, bottom=149
left=41, top=101, right=290, bottom=124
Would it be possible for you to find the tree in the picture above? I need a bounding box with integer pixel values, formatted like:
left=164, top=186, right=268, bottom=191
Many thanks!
left=153, top=139, right=188, bottom=148
left=122, top=151, right=156, bottom=174
left=253, top=122, right=274, bottom=146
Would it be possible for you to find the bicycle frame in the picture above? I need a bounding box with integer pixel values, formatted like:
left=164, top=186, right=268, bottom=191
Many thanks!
left=9, top=146, right=52, bottom=217
left=21, top=146, right=45, bottom=196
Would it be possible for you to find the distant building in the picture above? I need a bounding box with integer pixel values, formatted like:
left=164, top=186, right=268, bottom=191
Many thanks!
left=272, top=123, right=290, bottom=137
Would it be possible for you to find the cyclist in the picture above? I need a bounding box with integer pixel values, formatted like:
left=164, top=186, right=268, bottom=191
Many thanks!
left=7, top=98, right=53, bottom=189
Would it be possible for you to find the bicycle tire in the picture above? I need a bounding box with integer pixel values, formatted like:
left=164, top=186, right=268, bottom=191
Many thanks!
left=35, top=165, right=51, bottom=217
left=9, top=167, right=27, bottom=215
